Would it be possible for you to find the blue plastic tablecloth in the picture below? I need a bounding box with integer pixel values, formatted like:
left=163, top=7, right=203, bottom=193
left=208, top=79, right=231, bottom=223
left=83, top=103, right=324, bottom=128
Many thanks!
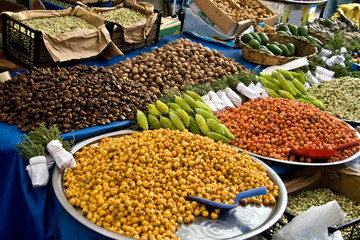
left=0, top=33, right=284, bottom=240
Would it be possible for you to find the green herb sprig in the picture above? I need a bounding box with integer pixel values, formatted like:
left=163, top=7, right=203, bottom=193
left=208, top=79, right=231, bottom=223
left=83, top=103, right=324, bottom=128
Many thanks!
left=29, top=124, right=75, bottom=152
left=15, top=135, right=46, bottom=161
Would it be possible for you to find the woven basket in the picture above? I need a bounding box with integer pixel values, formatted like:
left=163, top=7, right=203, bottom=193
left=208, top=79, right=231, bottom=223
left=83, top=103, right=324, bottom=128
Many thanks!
left=240, top=33, right=318, bottom=66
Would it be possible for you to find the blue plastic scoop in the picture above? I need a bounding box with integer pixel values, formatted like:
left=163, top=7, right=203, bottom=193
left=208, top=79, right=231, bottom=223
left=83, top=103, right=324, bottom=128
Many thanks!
left=187, top=186, right=267, bottom=209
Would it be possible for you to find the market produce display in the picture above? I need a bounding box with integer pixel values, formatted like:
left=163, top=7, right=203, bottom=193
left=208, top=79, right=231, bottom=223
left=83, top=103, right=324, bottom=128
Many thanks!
left=99, top=7, right=148, bottom=26
left=109, top=38, right=248, bottom=94
left=63, top=129, right=279, bottom=239
left=213, top=0, right=274, bottom=23
left=307, top=77, right=360, bottom=121
left=0, top=39, right=247, bottom=134
left=216, top=97, right=360, bottom=163
left=23, top=16, right=96, bottom=35
left=0, top=66, right=158, bottom=133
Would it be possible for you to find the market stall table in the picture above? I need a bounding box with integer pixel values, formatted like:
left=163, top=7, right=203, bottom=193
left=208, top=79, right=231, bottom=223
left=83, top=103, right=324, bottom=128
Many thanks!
left=0, top=33, right=265, bottom=240
left=2, top=33, right=356, bottom=240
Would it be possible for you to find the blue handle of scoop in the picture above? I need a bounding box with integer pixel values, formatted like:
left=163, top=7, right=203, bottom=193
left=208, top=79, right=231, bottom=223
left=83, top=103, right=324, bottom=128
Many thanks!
left=187, top=186, right=267, bottom=209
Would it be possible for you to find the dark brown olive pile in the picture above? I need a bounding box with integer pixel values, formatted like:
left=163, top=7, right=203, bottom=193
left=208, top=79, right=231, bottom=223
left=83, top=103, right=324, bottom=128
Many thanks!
left=0, top=65, right=157, bottom=133
left=109, top=38, right=248, bottom=94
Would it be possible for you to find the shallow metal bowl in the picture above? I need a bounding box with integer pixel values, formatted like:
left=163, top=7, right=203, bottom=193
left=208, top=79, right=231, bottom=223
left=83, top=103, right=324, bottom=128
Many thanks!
left=233, top=128, right=360, bottom=167
left=52, top=130, right=287, bottom=240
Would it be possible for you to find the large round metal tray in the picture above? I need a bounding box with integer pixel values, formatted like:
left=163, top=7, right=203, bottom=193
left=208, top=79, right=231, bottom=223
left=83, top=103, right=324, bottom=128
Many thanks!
left=233, top=129, right=360, bottom=167
left=340, top=118, right=360, bottom=126
left=52, top=130, right=287, bottom=240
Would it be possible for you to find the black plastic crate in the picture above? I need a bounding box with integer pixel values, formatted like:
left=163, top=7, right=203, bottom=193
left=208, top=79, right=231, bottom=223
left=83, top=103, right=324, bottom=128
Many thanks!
left=2, top=13, right=103, bottom=68
left=105, top=10, right=162, bottom=53
left=261, top=211, right=360, bottom=240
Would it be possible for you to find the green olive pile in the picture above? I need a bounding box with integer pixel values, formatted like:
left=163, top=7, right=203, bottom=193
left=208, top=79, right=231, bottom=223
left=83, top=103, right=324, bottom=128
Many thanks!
left=242, top=31, right=296, bottom=57
left=64, top=129, right=278, bottom=240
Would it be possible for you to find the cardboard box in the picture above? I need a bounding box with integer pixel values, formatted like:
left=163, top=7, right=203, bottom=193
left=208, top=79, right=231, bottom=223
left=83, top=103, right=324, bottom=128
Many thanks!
left=261, top=0, right=324, bottom=26
left=193, top=0, right=278, bottom=35
left=159, top=17, right=181, bottom=37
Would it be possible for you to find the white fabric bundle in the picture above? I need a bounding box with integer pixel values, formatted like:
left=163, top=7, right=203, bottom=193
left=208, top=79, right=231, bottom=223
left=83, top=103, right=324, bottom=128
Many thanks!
left=304, top=82, right=310, bottom=90
left=236, top=82, right=259, bottom=99
left=216, top=90, right=235, bottom=109
left=318, top=48, right=332, bottom=57
left=315, top=73, right=333, bottom=82
left=204, top=99, right=218, bottom=112
left=254, top=82, right=269, bottom=98
left=305, top=71, right=320, bottom=86
left=26, top=156, right=49, bottom=188
left=46, top=140, right=76, bottom=170
left=208, top=91, right=226, bottom=113
left=224, top=87, right=242, bottom=107
left=316, top=66, right=335, bottom=78
left=201, top=94, right=210, bottom=102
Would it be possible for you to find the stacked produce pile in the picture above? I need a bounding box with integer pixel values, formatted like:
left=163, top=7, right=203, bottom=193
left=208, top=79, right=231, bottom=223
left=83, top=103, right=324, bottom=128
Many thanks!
left=0, top=66, right=158, bottom=133
left=0, top=39, right=247, bottom=133
left=23, top=16, right=96, bottom=35
left=136, top=91, right=235, bottom=143
left=213, top=0, right=274, bottom=23
left=64, top=129, right=279, bottom=240
left=241, top=31, right=297, bottom=57
left=276, top=24, right=324, bottom=51
left=307, top=77, right=360, bottom=121
left=258, top=69, right=325, bottom=110
left=109, top=38, right=247, bottom=95
left=99, top=8, right=148, bottom=26
left=216, top=97, right=360, bottom=163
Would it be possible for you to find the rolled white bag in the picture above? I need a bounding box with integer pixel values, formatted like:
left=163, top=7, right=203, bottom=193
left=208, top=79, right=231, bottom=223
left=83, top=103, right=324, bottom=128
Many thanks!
left=47, top=140, right=76, bottom=170
left=26, top=156, right=49, bottom=188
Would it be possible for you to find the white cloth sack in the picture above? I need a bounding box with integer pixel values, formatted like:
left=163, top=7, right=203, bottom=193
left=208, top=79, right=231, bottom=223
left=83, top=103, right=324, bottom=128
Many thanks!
left=216, top=90, right=235, bottom=109
left=224, top=87, right=242, bottom=107
left=208, top=91, right=226, bottom=113
left=46, top=140, right=76, bottom=170
left=273, top=200, right=346, bottom=240
left=26, top=156, right=49, bottom=188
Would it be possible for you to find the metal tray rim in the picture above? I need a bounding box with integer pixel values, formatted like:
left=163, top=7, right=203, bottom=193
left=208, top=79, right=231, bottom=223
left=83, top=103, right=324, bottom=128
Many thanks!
left=52, top=130, right=287, bottom=240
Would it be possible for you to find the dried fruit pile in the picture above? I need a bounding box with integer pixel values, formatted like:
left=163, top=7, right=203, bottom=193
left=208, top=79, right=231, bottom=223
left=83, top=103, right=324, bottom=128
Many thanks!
left=216, top=97, right=360, bottom=163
